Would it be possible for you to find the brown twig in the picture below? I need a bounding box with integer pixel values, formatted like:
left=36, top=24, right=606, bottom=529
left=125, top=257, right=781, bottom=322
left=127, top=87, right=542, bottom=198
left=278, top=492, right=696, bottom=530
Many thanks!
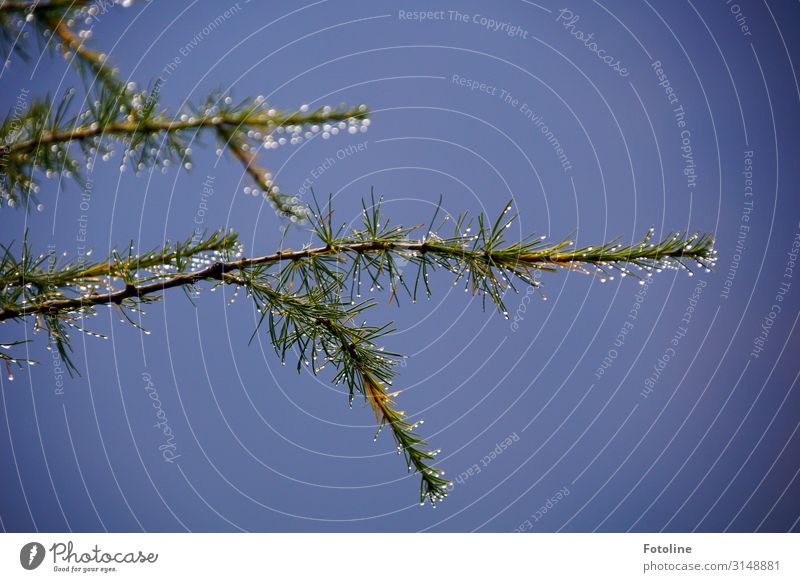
left=0, top=237, right=711, bottom=321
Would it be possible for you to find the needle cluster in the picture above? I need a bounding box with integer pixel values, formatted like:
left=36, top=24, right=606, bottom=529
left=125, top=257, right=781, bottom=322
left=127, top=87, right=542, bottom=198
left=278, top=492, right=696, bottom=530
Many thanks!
left=0, top=1, right=717, bottom=506
left=0, top=0, right=369, bottom=218
left=0, top=195, right=716, bottom=504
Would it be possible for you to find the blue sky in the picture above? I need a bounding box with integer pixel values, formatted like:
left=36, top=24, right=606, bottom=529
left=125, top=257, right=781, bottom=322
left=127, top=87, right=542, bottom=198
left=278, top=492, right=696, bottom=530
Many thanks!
left=1, top=0, right=799, bottom=532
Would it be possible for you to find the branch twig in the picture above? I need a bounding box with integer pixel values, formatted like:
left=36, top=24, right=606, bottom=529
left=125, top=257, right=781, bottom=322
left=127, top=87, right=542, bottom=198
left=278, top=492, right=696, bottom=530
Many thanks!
left=0, top=227, right=715, bottom=321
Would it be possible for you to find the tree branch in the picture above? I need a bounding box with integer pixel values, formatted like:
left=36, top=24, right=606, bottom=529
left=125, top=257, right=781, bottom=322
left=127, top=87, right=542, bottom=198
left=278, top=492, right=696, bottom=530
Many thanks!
left=0, top=223, right=715, bottom=321
left=0, top=199, right=716, bottom=505
left=8, top=107, right=367, bottom=157
left=0, top=0, right=93, bottom=13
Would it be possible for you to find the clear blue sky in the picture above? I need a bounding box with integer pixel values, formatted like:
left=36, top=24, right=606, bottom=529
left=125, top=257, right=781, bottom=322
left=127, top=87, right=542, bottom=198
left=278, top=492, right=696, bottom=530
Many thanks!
left=1, top=0, right=799, bottom=532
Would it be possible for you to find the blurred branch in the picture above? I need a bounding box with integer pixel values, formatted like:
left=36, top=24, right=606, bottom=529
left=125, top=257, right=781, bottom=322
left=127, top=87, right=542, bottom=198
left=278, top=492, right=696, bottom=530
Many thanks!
left=0, top=2, right=369, bottom=219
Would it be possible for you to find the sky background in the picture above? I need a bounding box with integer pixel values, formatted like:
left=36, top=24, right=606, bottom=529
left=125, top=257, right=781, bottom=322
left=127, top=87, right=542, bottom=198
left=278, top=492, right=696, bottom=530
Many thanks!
left=1, top=0, right=799, bottom=532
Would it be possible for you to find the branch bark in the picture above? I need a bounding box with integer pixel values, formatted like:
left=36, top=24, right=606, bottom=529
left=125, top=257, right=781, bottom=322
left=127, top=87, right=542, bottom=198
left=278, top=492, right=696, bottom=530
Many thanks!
left=0, top=237, right=710, bottom=321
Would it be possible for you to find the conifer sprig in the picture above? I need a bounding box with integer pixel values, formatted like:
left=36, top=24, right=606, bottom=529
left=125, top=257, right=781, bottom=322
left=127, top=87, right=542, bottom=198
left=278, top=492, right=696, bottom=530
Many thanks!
left=0, top=198, right=716, bottom=323
left=0, top=1, right=370, bottom=219
left=0, top=197, right=715, bottom=504
left=0, top=83, right=369, bottom=217
left=1, top=0, right=128, bottom=95
left=0, top=1, right=717, bottom=506
left=227, top=272, right=449, bottom=504
left=0, top=228, right=242, bottom=374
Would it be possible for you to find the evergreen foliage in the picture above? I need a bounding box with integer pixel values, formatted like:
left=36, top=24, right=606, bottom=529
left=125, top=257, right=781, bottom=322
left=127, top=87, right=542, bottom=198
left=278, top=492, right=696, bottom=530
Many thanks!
left=0, top=1, right=715, bottom=505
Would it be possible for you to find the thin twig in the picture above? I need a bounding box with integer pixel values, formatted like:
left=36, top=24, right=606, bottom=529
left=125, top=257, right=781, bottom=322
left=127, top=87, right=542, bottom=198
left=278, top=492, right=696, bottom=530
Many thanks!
left=0, top=235, right=713, bottom=321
